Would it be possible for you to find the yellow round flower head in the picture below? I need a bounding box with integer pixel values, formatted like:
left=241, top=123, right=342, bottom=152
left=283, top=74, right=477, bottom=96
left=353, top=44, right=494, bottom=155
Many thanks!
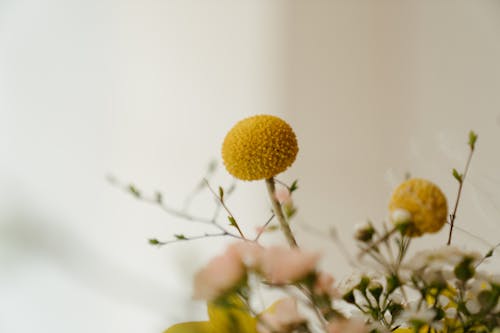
left=222, top=115, right=299, bottom=181
left=388, top=178, right=448, bottom=237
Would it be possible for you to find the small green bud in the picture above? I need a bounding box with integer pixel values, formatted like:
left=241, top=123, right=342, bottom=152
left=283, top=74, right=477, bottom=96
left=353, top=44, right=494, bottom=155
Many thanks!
left=387, top=303, right=403, bottom=317
left=434, top=308, right=445, bottom=321
left=356, top=276, right=371, bottom=292
left=452, top=169, right=463, bottom=183
left=468, top=131, right=478, bottom=150
left=218, top=186, right=224, bottom=200
left=228, top=216, right=237, bottom=227
left=484, top=248, right=494, bottom=259
left=355, top=223, right=375, bottom=242
left=342, top=290, right=355, bottom=304
left=148, top=238, right=160, bottom=245
left=368, top=283, right=383, bottom=301
left=128, top=184, right=141, bottom=198
left=386, top=275, right=401, bottom=294
left=284, top=204, right=297, bottom=219
left=174, top=234, right=187, bottom=240
left=395, top=221, right=412, bottom=235
left=454, top=257, right=475, bottom=281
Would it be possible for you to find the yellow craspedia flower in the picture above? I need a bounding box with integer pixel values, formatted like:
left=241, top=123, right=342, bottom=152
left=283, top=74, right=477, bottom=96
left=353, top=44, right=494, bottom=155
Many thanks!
left=389, top=178, right=448, bottom=237
left=222, top=115, right=298, bottom=181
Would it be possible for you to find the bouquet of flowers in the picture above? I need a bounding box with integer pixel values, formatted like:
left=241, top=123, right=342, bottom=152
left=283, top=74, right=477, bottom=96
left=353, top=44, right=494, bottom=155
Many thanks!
left=116, top=115, right=499, bottom=333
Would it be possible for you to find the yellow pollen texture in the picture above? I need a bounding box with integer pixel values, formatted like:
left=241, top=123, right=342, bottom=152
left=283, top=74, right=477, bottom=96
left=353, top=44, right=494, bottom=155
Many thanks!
left=222, top=115, right=299, bottom=181
left=389, top=178, right=448, bottom=237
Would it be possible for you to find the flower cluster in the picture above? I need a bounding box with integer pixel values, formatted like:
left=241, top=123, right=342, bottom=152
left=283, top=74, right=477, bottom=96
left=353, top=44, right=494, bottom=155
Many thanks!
left=117, top=115, right=498, bottom=333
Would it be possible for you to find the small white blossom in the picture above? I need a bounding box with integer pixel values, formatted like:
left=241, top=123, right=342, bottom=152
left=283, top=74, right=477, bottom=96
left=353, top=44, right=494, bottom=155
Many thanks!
left=404, top=246, right=481, bottom=271
left=391, top=209, right=412, bottom=224
left=400, top=302, right=435, bottom=324
left=465, top=299, right=481, bottom=314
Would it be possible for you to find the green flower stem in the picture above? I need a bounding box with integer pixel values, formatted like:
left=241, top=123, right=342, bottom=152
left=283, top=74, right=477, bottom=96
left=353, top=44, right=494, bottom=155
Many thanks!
left=447, top=144, right=475, bottom=246
left=265, top=177, right=298, bottom=248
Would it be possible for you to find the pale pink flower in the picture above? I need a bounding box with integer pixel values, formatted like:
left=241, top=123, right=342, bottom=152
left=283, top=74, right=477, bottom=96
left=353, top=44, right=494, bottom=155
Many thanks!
left=314, top=271, right=340, bottom=298
left=327, top=319, right=368, bottom=333
left=193, top=246, right=245, bottom=300
left=275, top=188, right=292, bottom=204
left=259, top=246, right=320, bottom=284
left=229, top=241, right=263, bottom=269
left=257, top=298, right=305, bottom=333
left=255, top=225, right=266, bottom=234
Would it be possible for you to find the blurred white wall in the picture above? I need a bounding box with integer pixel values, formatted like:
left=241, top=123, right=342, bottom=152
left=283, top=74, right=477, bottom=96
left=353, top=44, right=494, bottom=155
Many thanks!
left=1, top=1, right=500, bottom=333
left=0, top=0, right=288, bottom=332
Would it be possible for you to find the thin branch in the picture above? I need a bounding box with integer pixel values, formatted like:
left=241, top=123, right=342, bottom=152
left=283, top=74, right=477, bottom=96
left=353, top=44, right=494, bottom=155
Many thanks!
left=150, top=232, right=235, bottom=246
left=254, top=214, right=275, bottom=242
left=210, top=181, right=236, bottom=222
left=109, top=177, right=243, bottom=239
left=204, top=179, right=246, bottom=239
left=274, top=178, right=291, bottom=190
left=265, top=177, right=298, bottom=248
left=447, top=139, right=476, bottom=245
left=296, top=284, right=330, bottom=332
left=475, top=242, right=500, bottom=268
left=357, top=227, right=398, bottom=259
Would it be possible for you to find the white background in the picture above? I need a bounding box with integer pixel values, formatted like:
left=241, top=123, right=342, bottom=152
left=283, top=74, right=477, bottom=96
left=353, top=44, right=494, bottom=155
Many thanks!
left=1, top=1, right=500, bottom=332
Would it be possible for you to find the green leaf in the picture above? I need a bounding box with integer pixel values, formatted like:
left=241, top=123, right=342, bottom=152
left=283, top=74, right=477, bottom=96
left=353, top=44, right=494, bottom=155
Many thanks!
left=207, top=295, right=256, bottom=333
left=452, top=168, right=463, bottom=183
left=454, top=257, right=475, bottom=281
left=128, top=184, right=141, bottom=198
left=148, top=238, right=160, bottom=245
left=228, top=216, right=237, bottom=228
left=468, top=130, right=478, bottom=150
left=342, top=290, right=355, bottom=304
left=368, top=283, right=383, bottom=301
left=289, top=180, right=299, bottom=193
left=174, top=234, right=187, bottom=240
left=263, top=225, right=279, bottom=232
left=163, top=321, right=213, bottom=333
left=284, top=205, right=297, bottom=219
left=218, top=186, right=224, bottom=201
left=386, top=274, right=401, bottom=294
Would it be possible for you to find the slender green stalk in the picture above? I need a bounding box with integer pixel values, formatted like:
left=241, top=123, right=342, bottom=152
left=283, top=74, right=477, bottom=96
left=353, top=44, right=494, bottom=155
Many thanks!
left=265, top=177, right=298, bottom=247
left=447, top=146, right=475, bottom=245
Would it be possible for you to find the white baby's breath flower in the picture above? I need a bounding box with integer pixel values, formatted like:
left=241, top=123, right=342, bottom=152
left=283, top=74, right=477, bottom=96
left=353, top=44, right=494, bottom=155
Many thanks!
left=468, top=278, right=488, bottom=297
left=387, top=292, right=403, bottom=304
left=353, top=290, right=368, bottom=307
left=338, top=273, right=364, bottom=294
left=400, top=302, right=436, bottom=324
left=404, top=246, right=481, bottom=271
left=391, top=209, right=412, bottom=224
left=442, top=268, right=455, bottom=281
left=474, top=271, right=500, bottom=285
left=438, top=295, right=450, bottom=307
left=368, top=320, right=390, bottom=333
left=445, top=307, right=457, bottom=318
left=422, top=269, right=446, bottom=286
left=465, top=299, right=481, bottom=314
